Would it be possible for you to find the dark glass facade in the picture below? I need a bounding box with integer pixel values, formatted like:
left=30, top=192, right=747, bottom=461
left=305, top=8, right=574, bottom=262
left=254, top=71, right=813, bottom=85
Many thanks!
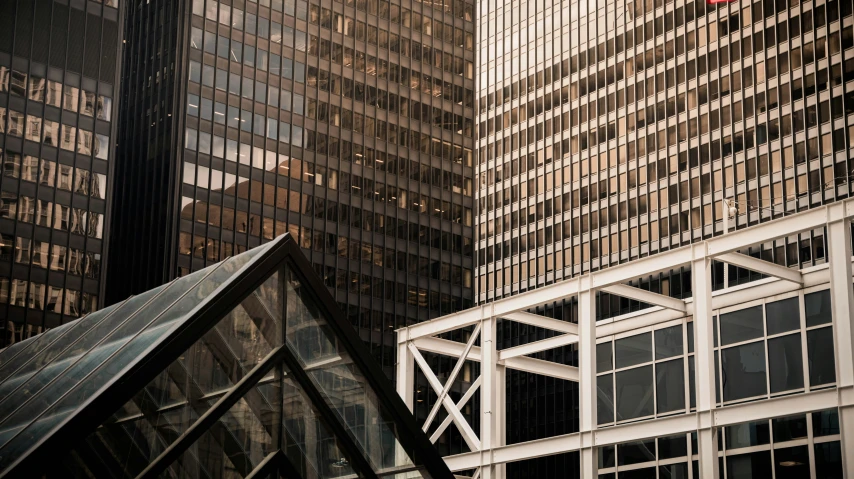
left=476, top=0, right=854, bottom=476
left=0, top=0, right=121, bottom=346
left=109, top=0, right=476, bottom=381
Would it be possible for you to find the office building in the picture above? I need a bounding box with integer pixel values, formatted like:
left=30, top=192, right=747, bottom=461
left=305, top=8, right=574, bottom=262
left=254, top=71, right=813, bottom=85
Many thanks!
left=0, top=0, right=122, bottom=345
left=474, top=0, right=854, bottom=475
left=108, top=0, right=477, bottom=382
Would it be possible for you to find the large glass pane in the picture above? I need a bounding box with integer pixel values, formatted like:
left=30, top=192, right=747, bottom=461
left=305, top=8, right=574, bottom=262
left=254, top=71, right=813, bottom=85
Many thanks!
left=656, top=359, right=685, bottom=414
left=765, top=297, right=800, bottom=334
left=725, top=420, right=770, bottom=449
left=617, top=439, right=655, bottom=466
left=814, top=441, right=843, bottom=477
left=657, top=434, right=687, bottom=460
left=771, top=414, right=807, bottom=442
left=615, top=365, right=654, bottom=420
left=597, top=374, right=613, bottom=425
left=280, top=371, right=362, bottom=479
left=284, top=265, right=414, bottom=474
left=0, top=248, right=266, bottom=469
left=166, top=385, right=277, bottom=478
left=721, top=342, right=767, bottom=402
left=0, top=319, right=78, bottom=380
left=719, top=306, right=763, bottom=345
left=812, top=409, right=840, bottom=437
left=597, top=342, right=612, bottom=372
left=654, top=325, right=683, bottom=359
left=767, top=333, right=803, bottom=393
left=614, top=333, right=652, bottom=369
left=773, top=445, right=809, bottom=477
left=621, top=466, right=656, bottom=478
left=0, top=284, right=169, bottom=426
left=725, top=450, right=772, bottom=478
left=804, top=290, right=832, bottom=327
left=807, top=327, right=836, bottom=386
left=658, top=463, right=689, bottom=479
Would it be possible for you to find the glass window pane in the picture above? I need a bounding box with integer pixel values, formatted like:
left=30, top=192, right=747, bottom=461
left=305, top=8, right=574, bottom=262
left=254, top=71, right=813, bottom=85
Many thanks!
left=597, top=374, right=613, bottom=425
left=804, top=290, right=832, bottom=326
left=814, top=441, right=843, bottom=477
left=773, top=445, right=809, bottom=477
left=807, top=327, right=836, bottom=386
left=772, top=414, right=808, bottom=443
left=598, top=445, right=615, bottom=468
left=658, top=463, right=689, bottom=479
left=725, top=420, right=770, bottom=449
left=765, top=297, right=800, bottom=334
left=597, top=342, right=612, bottom=372
left=655, top=325, right=683, bottom=359
left=284, top=266, right=415, bottom=473
left=656, top=359, right=685, bottom=413
left=720, top=306, right=764, bottom=345
left=615, top=332, right=652, bottom=369
left=812, top=409, right=840, bottom=436
left=721, top=342, right=767, bottom=402
left=725, top=450, right=772, bottom=479
left=767, top=333, right=804, bottom=393
left=620, top=466, right=657, bottom=478
left=615, top=365, right=654, bottom=420
left=657, top=434, right=688, bottom=460
left=617, top=439, right=656, bottom=466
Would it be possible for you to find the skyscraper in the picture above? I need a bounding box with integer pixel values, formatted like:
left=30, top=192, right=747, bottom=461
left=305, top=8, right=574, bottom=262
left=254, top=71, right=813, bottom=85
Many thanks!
left=0, top=0, right=121, bottom=345
left=475, top=0, right=854, bottom=475
left=108, top=0, right=477, bottom=378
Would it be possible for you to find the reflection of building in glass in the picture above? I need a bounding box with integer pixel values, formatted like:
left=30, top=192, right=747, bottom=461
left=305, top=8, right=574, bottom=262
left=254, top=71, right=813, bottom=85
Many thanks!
left=475, top=0, right=854, bottom=475
left=0, top=0, right=121, bottom=345
left=109, top=0, right=476, bottom=385
left=0, top=234, right=455, bottom=479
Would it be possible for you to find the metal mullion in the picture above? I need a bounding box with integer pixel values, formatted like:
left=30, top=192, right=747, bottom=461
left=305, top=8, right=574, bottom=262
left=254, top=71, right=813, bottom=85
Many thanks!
left=279, top=345, right=381, bottom=479
left=136, top=344, right=288, bottom=479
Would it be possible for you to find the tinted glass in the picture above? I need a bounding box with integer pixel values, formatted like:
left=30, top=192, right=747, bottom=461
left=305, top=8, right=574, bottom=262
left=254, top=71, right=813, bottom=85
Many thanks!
left=616, top=365, right=654, bottom=420
left=725, top=450, right=772, bottom=479
left=772, top=414, right=807, bottom=442
left=658, top=463, right=689, bottom=479
left=804, top=290, right=832, bottom=327
left=656, top=359, right=685, bottom=413
left=765, top=297, right=800, bottom=334
left=812, top=409, right=840, bottom=437
left=655, top=325, right=683, bottom=359
left=597, top=342, right=613, bottom=372
left=657, top=434, right=687, bottom=459
left=617, top=439, right=656, bottom=466
left=767, top=333, right=803, bottom=393
left=726, top=421, right=770, bottom=449
left=807, top=327, right=836, bottom=386
left=721, top=342, right=767, bottom=402
left=719, top=306, right=764, bottom=345
left=814, top=441, right=843, bottom=477
left=615, top=333, right=652, bottom=369
left=598, top=445, right=615, bottom=468
left=597, top=374, right=613, bottom=425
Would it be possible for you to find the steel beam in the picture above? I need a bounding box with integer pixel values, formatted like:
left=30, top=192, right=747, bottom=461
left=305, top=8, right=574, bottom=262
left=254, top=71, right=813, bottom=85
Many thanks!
left=691, top=247, right=719, bottom=479
left=578, top=288, right=596, bottom=479
left=600, top=283, right=687, bottom=312
left=716, top=252, right=803, bottom=284
left=503, top=312, right=579, bottom=334
left=497, top=333, right=578, bottom=360
left=430, top=376, right=482, bottom=443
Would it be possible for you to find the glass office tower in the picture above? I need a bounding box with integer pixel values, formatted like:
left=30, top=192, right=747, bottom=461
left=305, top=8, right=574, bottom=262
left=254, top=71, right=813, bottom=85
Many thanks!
left=0, top=0, right=121, bottom=346
left=108, top=0, right=476, bottom=380
left=476, top=0, right=854, bottom=475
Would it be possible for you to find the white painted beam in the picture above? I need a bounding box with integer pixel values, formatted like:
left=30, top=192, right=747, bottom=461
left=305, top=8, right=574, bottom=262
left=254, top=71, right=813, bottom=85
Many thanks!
left=600, top=283, right=687, bottom=312
left=716, top=252, right=803, bottom=284
left=422, top=324, right=481, bottom=431
left=501, top=356, right=579, bottom=382
left=430, top=376, right=482, bottom=443
left=503, top=312, right=579, bottom=334
left=408, top=343, right=481, bottom=451
left=497, top=334, right=578, bottom=360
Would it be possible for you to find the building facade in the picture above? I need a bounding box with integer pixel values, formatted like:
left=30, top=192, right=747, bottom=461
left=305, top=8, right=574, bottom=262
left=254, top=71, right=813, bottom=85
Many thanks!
left=475, top=0, right=854, bottom=476
left=0, top=0, right=122, bottom=345
left=108, top=0, right=476, bottom=379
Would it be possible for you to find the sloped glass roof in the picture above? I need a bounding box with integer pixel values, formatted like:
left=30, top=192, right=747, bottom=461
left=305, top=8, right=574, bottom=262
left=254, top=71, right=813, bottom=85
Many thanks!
left=0, top=235, right=452, bottom=479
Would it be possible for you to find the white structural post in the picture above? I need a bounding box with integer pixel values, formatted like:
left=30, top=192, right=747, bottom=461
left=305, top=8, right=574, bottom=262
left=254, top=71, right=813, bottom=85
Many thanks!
left=480, top=315, right=497, bottom=478
left=396, top=332, right=416, bottom=468
left=692, top=246, right=719, bottom=479
left=578, top=286, right=597, bottom=479
left=826, top=213, right=854, bottom=475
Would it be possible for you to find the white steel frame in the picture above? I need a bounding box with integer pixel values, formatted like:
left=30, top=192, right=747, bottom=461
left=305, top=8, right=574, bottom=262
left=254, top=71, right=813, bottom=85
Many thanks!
left=396, top=199, right=854, bottom=478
